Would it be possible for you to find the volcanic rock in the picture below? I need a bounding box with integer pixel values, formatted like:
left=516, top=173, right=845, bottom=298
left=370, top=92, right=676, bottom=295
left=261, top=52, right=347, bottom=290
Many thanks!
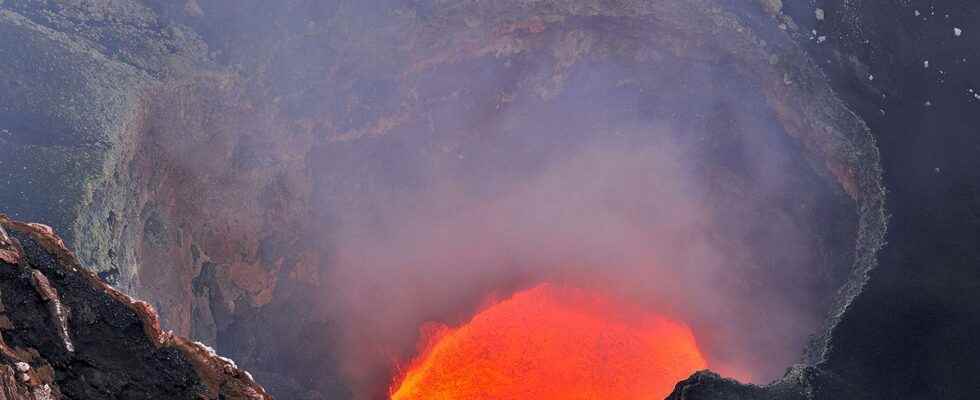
left=666, top=367, right=867, bottom=400
left=0, top=215, right=270, bottom=400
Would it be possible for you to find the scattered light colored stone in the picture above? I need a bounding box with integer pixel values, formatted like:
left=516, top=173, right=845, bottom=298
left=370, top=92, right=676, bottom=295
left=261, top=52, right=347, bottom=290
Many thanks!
left=184, top=0, right=203, bottom=17
left=923, top=60, right=929, bottom=68
left=33, top=384, right=54, bottom=400
left=14, top=362, right=29, bottom=372
left=815, top=8, right=825, bottom=21
left=760, top=0, right=783, bottom=14
left=817, top=36, right=827, bottom=43
left=954, top=27, right=962, bottom=37
left=868, top=74, right=874, bottom=81
left=219, top=355, right=238, bottom=369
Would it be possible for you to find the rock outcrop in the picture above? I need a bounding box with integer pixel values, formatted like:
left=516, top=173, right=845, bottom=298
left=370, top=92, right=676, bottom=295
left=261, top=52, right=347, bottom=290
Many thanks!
left=0, top=215, right=270, bottom=400
left=666, top=367, right=865, bottom=400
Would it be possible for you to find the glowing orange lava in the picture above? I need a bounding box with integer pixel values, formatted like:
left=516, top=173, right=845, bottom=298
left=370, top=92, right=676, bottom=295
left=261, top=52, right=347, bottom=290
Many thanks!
left=390, top=283, right=707, bottom=400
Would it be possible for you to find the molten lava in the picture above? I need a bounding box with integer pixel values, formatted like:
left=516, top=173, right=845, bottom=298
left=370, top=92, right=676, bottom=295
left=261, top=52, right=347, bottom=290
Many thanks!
left=390, top=283, right=707, bottom=400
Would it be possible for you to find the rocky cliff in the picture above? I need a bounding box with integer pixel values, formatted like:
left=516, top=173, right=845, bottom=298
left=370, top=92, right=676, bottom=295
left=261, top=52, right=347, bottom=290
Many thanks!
left=0, top=2, right=322, bottom=394
left=0, top=215, right=270, bottom=400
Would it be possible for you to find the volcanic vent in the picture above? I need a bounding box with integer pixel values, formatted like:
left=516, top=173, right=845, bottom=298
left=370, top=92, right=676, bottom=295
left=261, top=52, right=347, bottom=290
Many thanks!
left=0, top=1, right=885, bottom=398
left=308, top=3, right=884, bottom=398
left=390, top=284, right=707, bottom=399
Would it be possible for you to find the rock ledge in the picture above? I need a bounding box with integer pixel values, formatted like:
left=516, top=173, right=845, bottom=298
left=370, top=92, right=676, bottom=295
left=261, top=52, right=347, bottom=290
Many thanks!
left=0, top=215, right=271, bottom=400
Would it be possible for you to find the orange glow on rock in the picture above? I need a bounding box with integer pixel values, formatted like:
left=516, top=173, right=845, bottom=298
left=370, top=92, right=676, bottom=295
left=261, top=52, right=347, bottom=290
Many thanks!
left=390, top=283, right=707, bottom=400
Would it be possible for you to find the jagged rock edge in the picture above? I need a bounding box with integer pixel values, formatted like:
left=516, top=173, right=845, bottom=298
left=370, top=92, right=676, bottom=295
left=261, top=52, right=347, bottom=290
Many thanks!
left=0, top=214, right=272, bottom=400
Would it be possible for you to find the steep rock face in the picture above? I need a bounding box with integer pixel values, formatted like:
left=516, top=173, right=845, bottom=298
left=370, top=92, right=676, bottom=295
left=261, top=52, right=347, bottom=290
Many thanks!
left=0, top=1, right=328, bottom=395
left=666, top=1, right=980, bottom=399
left=779, top=1, right=980, bottom=399
left=126, top=74, right=318, bottom=344
left=0, top=5, right=321, bottom=395
left=0, top=0, right=211, bottom=295
left=0, top=215, right=270, bottom=400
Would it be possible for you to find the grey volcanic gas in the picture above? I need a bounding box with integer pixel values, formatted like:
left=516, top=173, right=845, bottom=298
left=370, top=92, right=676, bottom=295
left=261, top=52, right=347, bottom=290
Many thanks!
left=0, top=1, right=886, bottom=399
left=304, top=3, right=885, bottom=397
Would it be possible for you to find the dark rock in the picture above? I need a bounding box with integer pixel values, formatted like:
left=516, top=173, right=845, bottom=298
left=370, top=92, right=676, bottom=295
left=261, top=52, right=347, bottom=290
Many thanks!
left=0, top=216, right=271, bottom=400
left=667, top=366, right=866, bottom=400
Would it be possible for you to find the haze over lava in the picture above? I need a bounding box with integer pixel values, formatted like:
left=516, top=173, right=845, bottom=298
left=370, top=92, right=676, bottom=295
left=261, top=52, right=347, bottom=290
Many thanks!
left=214, top=3, right=871, bottom=397
left=322, top=135, right=842, bottom=398
left=389, top=283, right=707, bottom=400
